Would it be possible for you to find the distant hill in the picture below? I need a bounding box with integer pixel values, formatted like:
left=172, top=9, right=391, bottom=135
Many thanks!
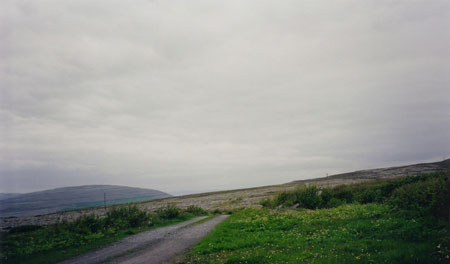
left=292, top=159, right=450, bottom=183
left=0, top=185, right=171, bottom=217
left=0, top=193, right=22, bottom=200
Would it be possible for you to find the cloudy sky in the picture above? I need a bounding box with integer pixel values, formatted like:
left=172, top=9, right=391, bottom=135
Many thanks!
left=1, top=0, right=449, bottom=194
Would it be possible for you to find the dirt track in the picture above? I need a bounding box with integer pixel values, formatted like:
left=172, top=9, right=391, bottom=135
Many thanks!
left=108, top=215, right=229, bottom=264
left=58, top=215, right=228, bottom=264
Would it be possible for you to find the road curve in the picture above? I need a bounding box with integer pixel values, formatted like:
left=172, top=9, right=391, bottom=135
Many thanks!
left=58, top=215, right=228, bottom=264
left=58, top=216, right=207, bottom=264
left=107, top=215, right=229, bottom=264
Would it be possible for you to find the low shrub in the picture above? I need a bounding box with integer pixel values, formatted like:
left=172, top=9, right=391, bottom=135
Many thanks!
left=8, top=225, right=42, bottom=234
left=212, top=209, right=222, bottom=215
left=354, top=188, right=382, bottom=204
left=157, top=204, right=181, bottom=219
left=262, top=171, right=450, bottom=220
left=388, top=173, right=450, bottom=219
left=185, top=205, right=208, bottom=215
left=295, top=186, right=322, bottom=209
left=73, top=215, right=103, bottom=233
left=270, top=186, right=325, bottom=209
left=329, top=185, right=354, bottom=203
left=274, top=191, right=297, bottom=207
left=259, top=198, right=275, bottom=208
left=104, top=206, right=150, bottom=228
left=325, top=197, right=345, bottom=208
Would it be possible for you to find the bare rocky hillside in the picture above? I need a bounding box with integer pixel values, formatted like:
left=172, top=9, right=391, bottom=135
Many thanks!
left=1, top=159, right=449, bottom=231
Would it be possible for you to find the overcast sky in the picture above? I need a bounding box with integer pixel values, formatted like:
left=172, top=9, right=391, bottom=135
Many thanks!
left=1, top=0, right=449, bottom=194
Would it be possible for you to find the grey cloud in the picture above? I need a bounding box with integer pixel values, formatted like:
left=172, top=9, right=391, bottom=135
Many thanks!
left=1, top=0, right=449, bottom=194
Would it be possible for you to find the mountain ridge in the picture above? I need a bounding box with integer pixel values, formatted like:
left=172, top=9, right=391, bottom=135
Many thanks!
left=0, top=185, right=171, bottom=217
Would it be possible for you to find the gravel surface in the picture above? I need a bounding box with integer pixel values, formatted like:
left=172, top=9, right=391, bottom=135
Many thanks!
left=58, top=216, right=208, bottom=264
left=107, top=215, right=229, bottom=264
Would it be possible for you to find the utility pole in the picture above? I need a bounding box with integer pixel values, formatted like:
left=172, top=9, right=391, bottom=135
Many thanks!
left=104, top=192, right=107, bottom=211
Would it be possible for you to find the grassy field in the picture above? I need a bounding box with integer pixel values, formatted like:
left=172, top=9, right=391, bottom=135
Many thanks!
left=184, top=205, right=449, bottom=263
left=184, top=172, right=450, bottom=264
left=0, top=205, right=207, bottom=264
left=2, top=172, right=449, bottom=264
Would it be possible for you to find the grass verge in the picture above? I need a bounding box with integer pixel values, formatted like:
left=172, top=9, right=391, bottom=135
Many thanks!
left=184, top=205, right=450, bottom=263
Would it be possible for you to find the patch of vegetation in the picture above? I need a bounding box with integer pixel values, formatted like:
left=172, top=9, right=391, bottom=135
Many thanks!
left=184, top=205, right=450, bottom=263
left=212, top=209, right=223, bottom=215
left=184, top=172, right=450, bottom=263
left=263, top=171, right=450, bottom=219
left=7, top=225, right=42, bottom=234
left=156, top=204, right=181, bottom=219
left=0, top=205, right=207, bottom=264
left=185, top=205, right=208, bottom=216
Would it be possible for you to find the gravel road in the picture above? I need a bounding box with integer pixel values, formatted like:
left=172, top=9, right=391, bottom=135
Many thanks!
left=107, top=215, right=229, bottom=264
left=58, top=215, right=228, bottom=264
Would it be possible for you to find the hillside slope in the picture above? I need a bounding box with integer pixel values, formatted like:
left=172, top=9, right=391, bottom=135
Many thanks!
left=0, top=193, right=22, bottom=200
left=1, top=159, right=449, bottom=230
left=294, top=159, right=450, bottom=183
left=0, top=185, right=171, bottom=217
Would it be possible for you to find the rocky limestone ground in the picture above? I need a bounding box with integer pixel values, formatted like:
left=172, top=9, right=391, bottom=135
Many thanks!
left=1, top=159, right=449, bottom=231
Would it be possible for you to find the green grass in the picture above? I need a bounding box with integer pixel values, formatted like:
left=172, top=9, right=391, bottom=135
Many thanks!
left=184, top=205, right=450, bottom=264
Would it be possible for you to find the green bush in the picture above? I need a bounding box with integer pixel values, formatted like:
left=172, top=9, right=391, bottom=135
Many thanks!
left=157, top=204, right=181, bottom=219
left=212, top=209, right=222, bottom=215
left=325, top=197, right=345, bottom=208
left=355, top=188, right=382, bottom=204
left=269, top=186, right=323, bottom=209
left=296, top=186, right=322, bottom=209
left=185, top=205, right=208, bottom=215
left=8, top=225, right=42, bottom=234
left=274, top=191, right=297, bottom=207
left=262, top=171, right=450, bottom=218
left=330, top=185, right=354, bottom=203
left=319, top=188, right=333, bottom=207
left=104, top=206, right=150, bottom=228
left=388, top=173, right=450, bottom=218
left=259, top=198, right=276, bottom=208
